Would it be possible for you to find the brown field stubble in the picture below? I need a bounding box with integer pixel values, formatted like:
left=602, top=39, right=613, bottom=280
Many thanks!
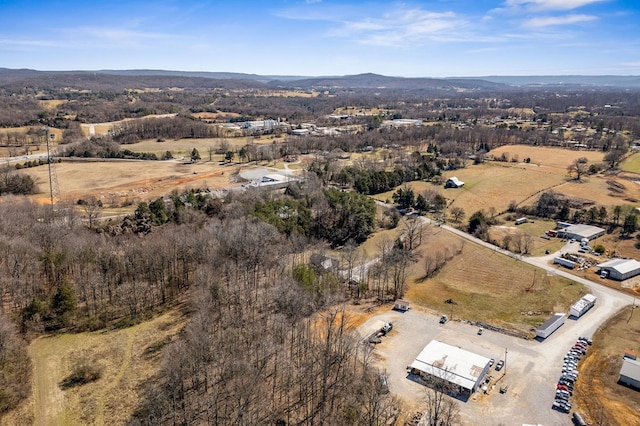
left=574, top=305, right=640, bottom=425
left=405, top=224, right=584, bottom=333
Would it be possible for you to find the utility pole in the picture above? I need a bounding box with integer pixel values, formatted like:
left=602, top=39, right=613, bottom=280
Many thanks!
left=44, top=127, right=54, bottom=208
left=43, top=127, right=59, bottom=216
left=504, top=347, right=508, bottom=375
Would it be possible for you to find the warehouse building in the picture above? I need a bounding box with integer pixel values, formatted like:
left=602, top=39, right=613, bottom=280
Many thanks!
left=619, top=357, right=640, bottom=390
left=597, top=258, right=640, bottom=281
left=556, top=223, right=605, bottom=241
left=409, top=340, right=491, bottom=395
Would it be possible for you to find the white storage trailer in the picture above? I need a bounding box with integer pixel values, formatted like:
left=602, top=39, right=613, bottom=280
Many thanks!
left=554, top=257, right=576, bottom=269
left=570, top=294, right=597, bottom=318
left=535, top=313, right=566, bottom=339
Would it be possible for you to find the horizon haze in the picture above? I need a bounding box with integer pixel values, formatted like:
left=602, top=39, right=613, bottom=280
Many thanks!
left=1, top=0, right=639, bottom=78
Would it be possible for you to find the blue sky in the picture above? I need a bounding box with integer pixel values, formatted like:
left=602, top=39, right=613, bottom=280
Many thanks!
left=0, top=0, right=638, bottom=77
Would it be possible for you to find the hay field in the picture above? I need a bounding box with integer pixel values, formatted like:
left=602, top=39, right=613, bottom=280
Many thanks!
left=3, top=308, right=187, bottom=426
left=405, top=224, right=584, bottom=333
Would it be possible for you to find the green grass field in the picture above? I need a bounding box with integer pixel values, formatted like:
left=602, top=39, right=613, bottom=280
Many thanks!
left=620, top=152, right=640, bottom=173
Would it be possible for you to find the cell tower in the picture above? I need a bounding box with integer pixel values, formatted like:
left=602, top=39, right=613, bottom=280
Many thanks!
left=44, top=127, right=60, bottom=209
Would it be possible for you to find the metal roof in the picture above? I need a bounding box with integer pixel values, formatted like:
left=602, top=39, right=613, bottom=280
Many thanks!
left=536, top=313, right=565, bottom=332
left=562, top=224, right=605, bottom=239
left=571, top=294, right=596, bottom=312
left=410, top=340, right=490, bottom=391
left=620, top=357, right=640, bottom=381
left=597, top=258, right=640, bottom=275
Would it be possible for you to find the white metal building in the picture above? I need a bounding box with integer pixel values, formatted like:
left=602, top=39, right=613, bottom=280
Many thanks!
left=557, top=224, right=605, bottom=241
left=597, top=258, right=640, bottom=281
left=409, top=340, right=491, bottom=394
left=619, top=357, right=640, bottom=390
left=535, top=313, right=566, bottom=339
left=570, top=294, right=597, bottom=318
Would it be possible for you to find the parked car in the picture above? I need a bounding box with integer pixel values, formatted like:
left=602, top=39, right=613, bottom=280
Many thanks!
left=439, top=315, right=448, bottom=324
left=488, top=358, right=495, bottom=367
left=552, top=402, right=570, bottom=413
left=578, top=337, right=593, bottom=345
left=495, top=360, right=505, bottom=371
left=478, top=328, right=484, bottom=335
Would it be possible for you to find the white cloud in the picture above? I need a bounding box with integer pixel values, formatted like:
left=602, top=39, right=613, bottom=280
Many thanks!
left=503, top=0, right=608, bottom=11
left=328, top=8, right=474, bottom=45
left=523, top=14, right=597, bottom=27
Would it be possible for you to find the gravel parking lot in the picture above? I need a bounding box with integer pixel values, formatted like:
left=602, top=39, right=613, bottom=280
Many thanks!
left=359, top=284, right=631, bottom=425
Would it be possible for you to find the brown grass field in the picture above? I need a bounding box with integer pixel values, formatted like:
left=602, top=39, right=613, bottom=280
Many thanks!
left=22, top=159, right=241, bottom=207
left=573, top=305, right=640, bottom=425
left=2, top=307, right=187, bottom=426
left=404, top=224, right=585, bottom=334
left=371, top=146, right=640, bottom=219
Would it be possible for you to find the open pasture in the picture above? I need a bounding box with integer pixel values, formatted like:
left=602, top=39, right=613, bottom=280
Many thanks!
left=125, top=134, right=284, bottom=158
left=488, top=145, right=605, bottom=171
left=442, top=163, right=566, bottom=213
left=24, top=159, right=240, bottom=207
left=542, top=174, right=640, bottom=206
left=405, top=224, right=584, bottom=333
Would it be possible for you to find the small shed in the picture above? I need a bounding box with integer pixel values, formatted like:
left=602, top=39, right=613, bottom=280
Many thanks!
left=393, top=300, right=410, bottom=312
left=619, top=357, right=640, bottom=390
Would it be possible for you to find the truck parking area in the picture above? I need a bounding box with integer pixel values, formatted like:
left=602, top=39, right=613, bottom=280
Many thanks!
left=358, top=288, right=628, bottom=425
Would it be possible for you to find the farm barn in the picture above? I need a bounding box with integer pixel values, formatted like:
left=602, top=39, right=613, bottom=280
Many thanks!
left=556, top=223, right=605, bottom=241
left=535, top=313, right=566, bottom=339
left=596, top=258, right=640, bottom=281
left=409, top=340, right=491, bottom=395
left=619, top=357, right=640, bottom=390
left=444, top=177, right=464, bottom=188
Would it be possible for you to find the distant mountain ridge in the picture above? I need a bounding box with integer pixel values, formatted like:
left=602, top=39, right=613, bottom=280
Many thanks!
left=457, top=75, right=640, bottom=87
left=0, top=68, right=639, bottom=90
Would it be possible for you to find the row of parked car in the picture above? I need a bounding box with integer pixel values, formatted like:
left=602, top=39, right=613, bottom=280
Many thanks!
left=552, top=337, right=592, bottom=414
